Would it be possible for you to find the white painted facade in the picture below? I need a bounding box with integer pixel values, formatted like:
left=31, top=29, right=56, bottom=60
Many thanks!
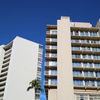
left=0, top=36, right=42, bottom=100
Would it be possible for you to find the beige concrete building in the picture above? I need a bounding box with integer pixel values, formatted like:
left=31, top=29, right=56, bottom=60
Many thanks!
left=45, top=16, right=100, bottom=100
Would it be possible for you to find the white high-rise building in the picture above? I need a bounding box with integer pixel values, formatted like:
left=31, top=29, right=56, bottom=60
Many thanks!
left=0, top=36, right=43, bottom=100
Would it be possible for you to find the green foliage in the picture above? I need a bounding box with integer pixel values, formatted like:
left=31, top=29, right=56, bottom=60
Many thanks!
left=27, top=79, right=44, bottom=92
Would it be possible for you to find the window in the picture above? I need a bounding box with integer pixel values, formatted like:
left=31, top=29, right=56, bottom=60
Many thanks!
left=85, top=80, right=95, bottom=87
left=80, top=31, right=84, bottom=36
left=73, top=71, right=82, bottom=76
left=72, top=47, right=80, bottom=51
left=82, top=54, right=92, bottom=59
left=88, top=63, right=93, bottom=68
left=76, top=94, right=100, bottom=100
left=49, top=53, right=57, bottom=57
left=84, top=71, right=94, bottom=77
left=97, top=48, right=100, bottom=52
left=85, top=32, right=89, bottom=36
left=91, top=40, right=100, bottom=44
left=71, top=39, right=80, bottom=43
left=72, top=62, right=81, bottom=67
left=97, top=81, right=100, bottom=87
left=96, top=72, right=100, bottom=77
left=74, top=31, right=79, bottom=36
left=90, top=95, right=100, bottom=99
left=51, top=38, right=57, bottom=42
left=51, top=30, right=57, bottom=34
left=39, top=45, right=42, bottom=53
left=50, top=46, right=57, bottom=49
left=71, top=31, right=74, bottom=36
left=85, top=80, right=89, bottom=86
left=51, top=79, right=57, bottom=85
left=74, top=80, right=83, bottom=86
left=92, top=48, right=97, bottom=52
left=83, top=62, right=93, bottom=68
left=94, top=63, right=100, bottom=68
left=92, top=32, right=98, bottom=36
left=72, top=54, right=80, bottom=58
left=76, top=94, right=88, bottom=100
left=93, top=55, right=100, bottom=60
left=81, top=40, right=86, bottom=43
left=51, top=70, right=57, bottom=75
left=81, top=47, right=91, bottom=51
left=38, top=62, right=42, bottom=66
left=90, top=32, right=93, bottom=36
left=90, top=81, right=95, bottom=87
left=83, top=62, right=88, bottom=68
left=49, top=61, right=57, bottom=66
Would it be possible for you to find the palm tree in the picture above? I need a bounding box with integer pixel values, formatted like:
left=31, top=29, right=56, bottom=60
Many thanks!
left=27, top=79, right=44, bottom=92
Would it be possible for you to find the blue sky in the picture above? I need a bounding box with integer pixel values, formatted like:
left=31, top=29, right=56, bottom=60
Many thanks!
left=0, top=0, right=99, bottom=100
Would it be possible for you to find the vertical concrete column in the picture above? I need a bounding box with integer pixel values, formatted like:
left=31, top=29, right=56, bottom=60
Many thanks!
left=57, top=16, right=74, bottom=100
left=48, top=89, right=57, bottom=100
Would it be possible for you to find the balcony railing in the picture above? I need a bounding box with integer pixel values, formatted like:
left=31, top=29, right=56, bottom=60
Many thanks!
left=46, top=38, right=57, bottom=42
left=45, top=53, right=57, bottom=58
left=46, top=46, right=57, bottom=49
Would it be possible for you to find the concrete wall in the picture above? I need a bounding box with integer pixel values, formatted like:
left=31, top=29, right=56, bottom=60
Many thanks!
left=48, top=89, right=57, bottom=100
left=57, top=17, right=74, bottom=100
left=71, top=22, right=92, bottom=28
left=3, top=36, right=39, bottom=100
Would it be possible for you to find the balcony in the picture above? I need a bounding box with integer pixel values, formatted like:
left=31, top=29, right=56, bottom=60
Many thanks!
left=46, top=46, right=57, bottom=53
left=72, top=51, right=100, bottom=56
left=0, top=75, right=7, bottom=81
left=73, top=67, right=83, bottom=71
left=45, top=62, right=57, bottom=69
left=4, top=53, right=11, bottom=60
left=73, top=76, right=84, bottom=80
left=74, top=86, right=98, bottom=90
left=0, top=92, right=4, bottom=97
left=3, top=58, right=10, bottom=64
left=45, top=53, right=57, bottom=61
left=45, top=71, right=49, bottom=75
left=84, top=76, right=96, bottom=80
left=45, top=75, right=57, bottom=79
left=3, top=42, right=13, bottom=51
left=45, top=80, right=48, bottom=86
left=46, top=38, right=57, bottom=45
left=0, top=82, right=5, bottom=87
left=1, top=67, right=8, bottom=73
left=71, top=27, right=99, bottom=40
left=71, top=35, right=100, bottom=40
left=45, top=84, right=57, bottom=89
left=72, top=57, right=100, bottom=63
left=0, top=77, right=7, bottom=82
left=45, top=66, right=57, bottom=70
left=45, top=70, right=57, bottom=78
left=0, top=81, right=6, bottom=86
left=46, top=31, right=57, bottom=38
left=72, top=40, right=100, bottom=48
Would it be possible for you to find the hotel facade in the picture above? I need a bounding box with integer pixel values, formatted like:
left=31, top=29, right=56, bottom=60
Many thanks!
left=45, top=17, right=100, bottom=100
left=0, top=36, right=42, bottom=100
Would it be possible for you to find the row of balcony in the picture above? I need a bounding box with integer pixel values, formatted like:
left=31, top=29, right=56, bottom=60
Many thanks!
left=46, top=45, right=100, bottom=52
left=72, top=54, right=100, bottom=59
left=71, top=33, right=99, bottom=37
left=46, top=30, right=99, bottom=38
left=72, top=42, right=100, bottom=48
left=0, top=46, right=12, bottom=98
